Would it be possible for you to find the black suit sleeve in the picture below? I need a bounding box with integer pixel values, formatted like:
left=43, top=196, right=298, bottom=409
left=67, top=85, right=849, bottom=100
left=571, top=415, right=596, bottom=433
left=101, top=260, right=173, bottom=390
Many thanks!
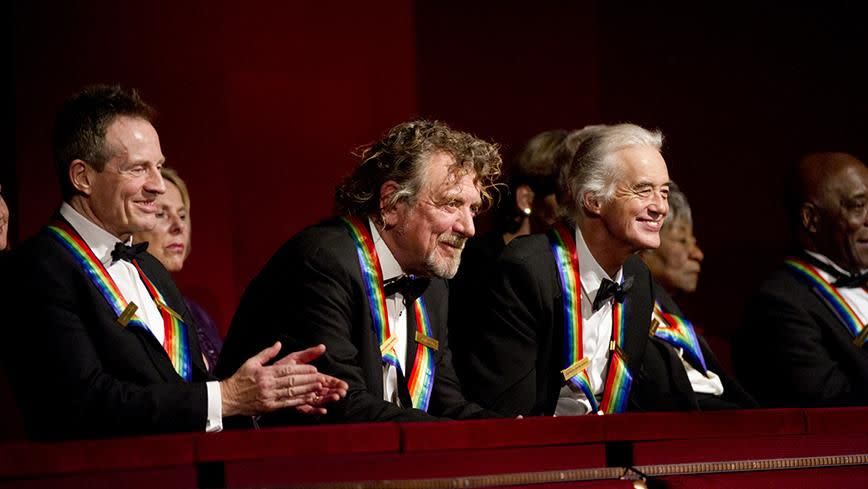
left=219, top=238, right=437, bottom=423
left=301, top=246, right=440, bottom=422
left=462, top=240, right=555, bottom=417
left=5, top=240, right=208, bottom=440
left=739, top=286, right=867, bottom=406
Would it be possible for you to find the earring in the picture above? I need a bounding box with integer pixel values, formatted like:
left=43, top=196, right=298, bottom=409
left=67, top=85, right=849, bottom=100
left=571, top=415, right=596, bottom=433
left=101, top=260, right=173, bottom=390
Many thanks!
left=522, top=207, right=532, bottom=216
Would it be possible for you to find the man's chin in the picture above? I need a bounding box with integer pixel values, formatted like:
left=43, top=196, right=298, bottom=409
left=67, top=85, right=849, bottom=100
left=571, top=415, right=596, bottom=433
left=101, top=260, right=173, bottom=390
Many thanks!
left=425, top=257, right=461, bottom=279
left=131, top=217, right=158, bottom=233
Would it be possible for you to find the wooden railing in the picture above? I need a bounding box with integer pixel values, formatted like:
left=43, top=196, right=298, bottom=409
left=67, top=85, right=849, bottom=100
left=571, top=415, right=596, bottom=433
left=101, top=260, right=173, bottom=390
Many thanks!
left=1, top=407, right=866, bottom=489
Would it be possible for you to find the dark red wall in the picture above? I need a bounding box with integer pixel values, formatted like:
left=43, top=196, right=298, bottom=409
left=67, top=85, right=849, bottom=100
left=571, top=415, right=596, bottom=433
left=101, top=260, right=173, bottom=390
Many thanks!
left=593, top=5, right=868, bottom=364
left=12, top=2, right=868, bottom=357
left=13, top=0, right=417, bottom=333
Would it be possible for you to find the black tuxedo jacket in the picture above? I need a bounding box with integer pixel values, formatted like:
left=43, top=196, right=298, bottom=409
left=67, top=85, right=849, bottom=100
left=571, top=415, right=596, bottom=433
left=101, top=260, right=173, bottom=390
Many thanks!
left=216, top=219, right=494, bottom=423
left=733, top=264, right=868, bottom=407
left=1, top=223, right=212, bottom=440
left=457, top=232, right=679, bottom=417
left=648, top=290, right=756, bottom=410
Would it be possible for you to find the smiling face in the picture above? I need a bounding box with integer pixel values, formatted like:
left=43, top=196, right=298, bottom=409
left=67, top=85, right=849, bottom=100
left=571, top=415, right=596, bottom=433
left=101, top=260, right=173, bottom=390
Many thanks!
left=810, top=160, right=868, bottom=272
left=597, top=145, right=670, bottom=253
left=76, top=116, right=166, bottom=240
left=133, top=180, right=190, bottom=272
left=384, top=151, right=481, bottom=279
left=643, top=218, right=704, bottom=294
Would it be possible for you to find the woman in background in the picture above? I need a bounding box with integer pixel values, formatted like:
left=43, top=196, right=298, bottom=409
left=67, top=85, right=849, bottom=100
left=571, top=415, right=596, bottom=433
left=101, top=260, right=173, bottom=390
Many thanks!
left=134, top=168, right=223, bottom=373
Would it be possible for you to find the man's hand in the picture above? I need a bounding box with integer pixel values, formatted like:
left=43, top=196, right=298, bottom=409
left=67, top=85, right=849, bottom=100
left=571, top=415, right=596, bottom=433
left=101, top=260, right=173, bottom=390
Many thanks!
left=220, top=342, right=346, bottom=417
left=273, top=344, right=348, bottom=415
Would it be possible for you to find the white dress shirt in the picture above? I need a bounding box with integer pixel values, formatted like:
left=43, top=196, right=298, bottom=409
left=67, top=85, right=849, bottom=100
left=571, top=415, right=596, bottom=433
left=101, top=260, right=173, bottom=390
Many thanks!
left=60, top=204, right=222, bottom=432
left=369, top=219, right=409, bottom=406
left=554, top=227, right=723, bottom=416
left=555, top=227, right=625, bottom=415
left=805, top=250, right=868, bottom=324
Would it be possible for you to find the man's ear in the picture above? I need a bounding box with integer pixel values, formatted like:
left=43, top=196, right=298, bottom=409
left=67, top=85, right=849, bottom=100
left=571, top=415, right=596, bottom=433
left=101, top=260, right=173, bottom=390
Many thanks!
left=379, top=180, right=402, bottom=227
left=582, top=191, right=603, bottom=217
left=800, top=203, right=820, bottom=233
left=515, top=184, right=535, bottom=216
left=69, top=159, right=93, bottom=196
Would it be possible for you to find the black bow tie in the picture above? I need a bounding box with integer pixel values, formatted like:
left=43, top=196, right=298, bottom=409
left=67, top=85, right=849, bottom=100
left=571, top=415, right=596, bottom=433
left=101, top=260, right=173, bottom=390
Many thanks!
left=383, top=274, right=429, bottom=302
left=799, top=253, right=868, bottom=288
left=592, top=276, right=633, bottom=312
left=833, top=273, right=868, bottom=288
left=111, top=241, right=149, bottom=263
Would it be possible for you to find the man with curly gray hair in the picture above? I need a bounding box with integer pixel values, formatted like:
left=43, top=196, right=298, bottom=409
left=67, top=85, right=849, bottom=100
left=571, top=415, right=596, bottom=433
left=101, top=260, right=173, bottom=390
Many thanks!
left=218, top=120, right=503, bottom=423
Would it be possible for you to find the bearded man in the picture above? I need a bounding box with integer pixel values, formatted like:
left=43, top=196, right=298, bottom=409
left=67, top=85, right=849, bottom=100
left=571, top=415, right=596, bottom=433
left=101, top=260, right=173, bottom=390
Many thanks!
left=217, top=120, right=503, bottom=423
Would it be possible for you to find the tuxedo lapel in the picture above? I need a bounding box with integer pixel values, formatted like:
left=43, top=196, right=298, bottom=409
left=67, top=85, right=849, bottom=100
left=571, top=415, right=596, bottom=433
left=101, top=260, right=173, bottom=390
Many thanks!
left=622, top=266, right=653, bottom=376
left=404, top=300, right=419, bottom=378
left=67, top=238, right=183, bottom=383
left=809, top=287, right=866, bottom=343
left=130, top=326, right=180, bottom=382
left=398, top=298, right=419, bottom=408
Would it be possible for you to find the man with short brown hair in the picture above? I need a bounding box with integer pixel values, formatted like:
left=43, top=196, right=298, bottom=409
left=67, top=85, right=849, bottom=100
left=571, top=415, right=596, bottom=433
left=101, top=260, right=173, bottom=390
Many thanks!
left=3, top=85, right=346, bottom=440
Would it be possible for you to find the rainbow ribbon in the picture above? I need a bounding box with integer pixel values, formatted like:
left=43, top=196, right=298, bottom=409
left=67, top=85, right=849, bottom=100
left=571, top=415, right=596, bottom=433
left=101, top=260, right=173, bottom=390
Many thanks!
left=131, top=261, right=192, bottom=381
left=549, top=224, right=632, bottom=414
left=47, top=222, right=192, bottom=381
left=408, top=298, right=435, bottom=411
left=785, top=258, right=866, bottom=344
left=342, top=217, right=435, bottom=411
left=652, top=302, right=708, bottom=374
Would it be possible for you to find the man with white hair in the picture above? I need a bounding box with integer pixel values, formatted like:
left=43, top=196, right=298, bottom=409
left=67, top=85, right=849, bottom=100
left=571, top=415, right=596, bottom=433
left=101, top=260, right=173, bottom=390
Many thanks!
left=460, top=123, right=690, bottom=416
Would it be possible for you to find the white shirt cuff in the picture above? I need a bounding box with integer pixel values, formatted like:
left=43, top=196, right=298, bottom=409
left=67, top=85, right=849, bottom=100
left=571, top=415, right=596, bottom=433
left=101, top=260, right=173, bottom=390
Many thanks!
left=205, top=381, right=223, bottom=432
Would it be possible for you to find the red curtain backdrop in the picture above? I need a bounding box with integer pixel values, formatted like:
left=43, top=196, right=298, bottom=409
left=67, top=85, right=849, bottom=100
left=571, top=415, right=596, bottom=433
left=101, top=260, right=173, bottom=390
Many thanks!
left=13, top=1, right=868, bottom=347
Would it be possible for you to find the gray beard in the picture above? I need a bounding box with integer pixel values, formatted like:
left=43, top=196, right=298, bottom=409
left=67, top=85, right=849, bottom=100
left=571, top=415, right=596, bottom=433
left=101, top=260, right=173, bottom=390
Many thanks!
left=424, top=249, right=461, bottom=279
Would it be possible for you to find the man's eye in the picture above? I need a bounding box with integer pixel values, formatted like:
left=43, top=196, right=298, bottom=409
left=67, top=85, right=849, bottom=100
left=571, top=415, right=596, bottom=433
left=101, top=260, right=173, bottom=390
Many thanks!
left=155, top=212, right=166, bottom=219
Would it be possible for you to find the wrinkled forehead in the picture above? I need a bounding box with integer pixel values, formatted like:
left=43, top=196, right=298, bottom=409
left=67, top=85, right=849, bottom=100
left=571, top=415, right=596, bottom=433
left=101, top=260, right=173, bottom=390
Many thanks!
left=819, top=163, right=868, bottom=204
left=611, top=145, right=669, bottom=182
left=422, top=150, right=481, bottom=191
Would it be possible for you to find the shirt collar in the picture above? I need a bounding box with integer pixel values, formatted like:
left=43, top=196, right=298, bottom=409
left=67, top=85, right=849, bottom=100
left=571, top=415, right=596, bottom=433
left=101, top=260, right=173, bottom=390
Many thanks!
left=575, top=225, right=623, bottom=302
left=804, top=249, right=868, bottom=277
left=369, top=218, right=403, bottom=281
left=60, top=203, right=131, bottom=267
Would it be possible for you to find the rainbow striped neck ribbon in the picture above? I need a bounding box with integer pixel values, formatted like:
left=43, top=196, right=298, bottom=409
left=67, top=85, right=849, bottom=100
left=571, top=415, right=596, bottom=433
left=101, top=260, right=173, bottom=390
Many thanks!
left=548, top=224, right=632, bottom=414
left=47, top=221, right=192, bottom=381
left=341, top=216, right=435, bottom=411
left=785, top=257, right=868, bottom=346
left=651, top=302, right=708, bottom=374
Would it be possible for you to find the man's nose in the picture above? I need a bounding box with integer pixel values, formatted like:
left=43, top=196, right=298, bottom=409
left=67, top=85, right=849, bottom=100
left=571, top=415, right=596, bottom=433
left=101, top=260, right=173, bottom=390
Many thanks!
left=145, top=166, right=166, bottom=194
left=649, top=192, right=669, bottom=219
left=455, top=206, right=476, bottom=238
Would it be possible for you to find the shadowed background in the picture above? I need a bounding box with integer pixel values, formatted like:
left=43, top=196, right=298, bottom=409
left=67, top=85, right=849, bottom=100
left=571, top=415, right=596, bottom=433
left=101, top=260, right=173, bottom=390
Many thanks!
left=10, top=1, right=868, bottom=371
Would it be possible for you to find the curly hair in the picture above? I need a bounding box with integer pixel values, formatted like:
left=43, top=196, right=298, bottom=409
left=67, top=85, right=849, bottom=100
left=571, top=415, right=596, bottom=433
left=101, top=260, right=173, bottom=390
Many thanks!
left=335, top=120, right=502, bottom=218
left=53, top=84, right=156, bottom=201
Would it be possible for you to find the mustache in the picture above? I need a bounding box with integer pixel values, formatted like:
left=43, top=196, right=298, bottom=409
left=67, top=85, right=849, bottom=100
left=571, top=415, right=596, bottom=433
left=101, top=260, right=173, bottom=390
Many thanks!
left=439, top=233, right=467, bottom=249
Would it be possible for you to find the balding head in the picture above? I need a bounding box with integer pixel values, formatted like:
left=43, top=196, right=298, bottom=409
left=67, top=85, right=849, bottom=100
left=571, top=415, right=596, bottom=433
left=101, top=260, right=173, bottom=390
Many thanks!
left=793, top=152, right=868, bottom=273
